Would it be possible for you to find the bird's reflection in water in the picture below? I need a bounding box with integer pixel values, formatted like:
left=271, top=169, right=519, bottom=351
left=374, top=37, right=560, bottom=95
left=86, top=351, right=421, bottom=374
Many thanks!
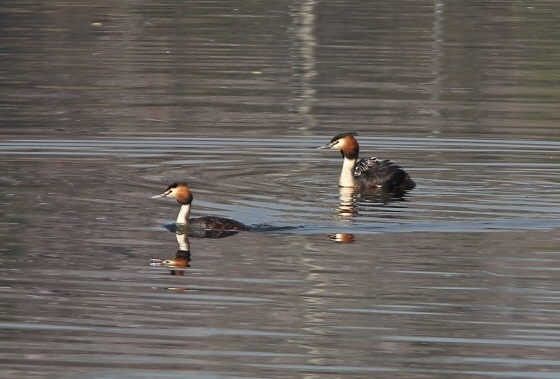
left=331, top=186, right=411, bottom=242
left=150, top=229, right=192, bottom=275
left=150, top=223, right=241, bottom=275
left=359, top=187, right=408, bottom=205
left=328, top=233, right=355, bottom=243
left=336, top=187, right=408, bottom=219
left=337, top=187, right=358, bottom=219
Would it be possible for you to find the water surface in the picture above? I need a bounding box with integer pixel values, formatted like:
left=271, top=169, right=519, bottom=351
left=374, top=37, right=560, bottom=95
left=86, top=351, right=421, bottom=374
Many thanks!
left=1, top=1, right=560, bottom=379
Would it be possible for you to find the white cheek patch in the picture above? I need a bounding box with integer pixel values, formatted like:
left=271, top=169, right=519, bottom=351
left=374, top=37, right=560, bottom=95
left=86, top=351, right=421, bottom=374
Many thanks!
left=334, top=139, right=346, bottom=150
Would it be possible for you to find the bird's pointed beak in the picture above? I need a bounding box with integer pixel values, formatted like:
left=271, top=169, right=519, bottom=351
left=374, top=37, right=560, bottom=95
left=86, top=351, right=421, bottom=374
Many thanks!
left=151, top=193, right=167, bottom=199
left=316, top=143, right=334, bottom=150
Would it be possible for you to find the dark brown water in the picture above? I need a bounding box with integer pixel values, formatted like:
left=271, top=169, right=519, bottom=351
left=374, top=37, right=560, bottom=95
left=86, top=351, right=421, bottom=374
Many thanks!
left=2, top=1, right=560, bottom=378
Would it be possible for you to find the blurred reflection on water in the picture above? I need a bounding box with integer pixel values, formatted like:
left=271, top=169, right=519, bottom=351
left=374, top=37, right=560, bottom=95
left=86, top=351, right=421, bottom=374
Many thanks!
left=2, top=1, right=560, bottom=379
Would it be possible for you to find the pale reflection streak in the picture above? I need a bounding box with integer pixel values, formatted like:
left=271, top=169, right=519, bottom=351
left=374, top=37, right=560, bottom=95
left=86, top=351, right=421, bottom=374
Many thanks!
left=430, top=1, right=445, bottom=123
left=291, top=0, right=318, bottom=131
left=291, top=4, right=337, bottom=356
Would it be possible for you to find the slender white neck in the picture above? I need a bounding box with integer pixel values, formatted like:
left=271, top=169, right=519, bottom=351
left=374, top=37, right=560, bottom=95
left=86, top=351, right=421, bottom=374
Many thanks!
left=176, top=204, right=191, bottom=224
left=339, top=157, right=357, bottom=187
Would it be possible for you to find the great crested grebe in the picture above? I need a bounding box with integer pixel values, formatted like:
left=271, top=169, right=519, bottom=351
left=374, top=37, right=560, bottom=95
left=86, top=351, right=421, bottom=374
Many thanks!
left=317, top=132, right=416, bottom=190
left=152, top=182, right=249, bottom=231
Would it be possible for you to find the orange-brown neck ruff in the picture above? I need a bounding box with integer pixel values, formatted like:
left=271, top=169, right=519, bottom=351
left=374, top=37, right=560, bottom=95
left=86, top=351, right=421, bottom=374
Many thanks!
left=173, top=185, right=193, bottom=205
left=337, top=135, right=359, bottom=160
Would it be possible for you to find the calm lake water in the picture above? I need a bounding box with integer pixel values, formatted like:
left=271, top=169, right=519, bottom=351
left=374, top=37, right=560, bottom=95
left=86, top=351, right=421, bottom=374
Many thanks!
left=2, top=1, right=560, bottom=378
